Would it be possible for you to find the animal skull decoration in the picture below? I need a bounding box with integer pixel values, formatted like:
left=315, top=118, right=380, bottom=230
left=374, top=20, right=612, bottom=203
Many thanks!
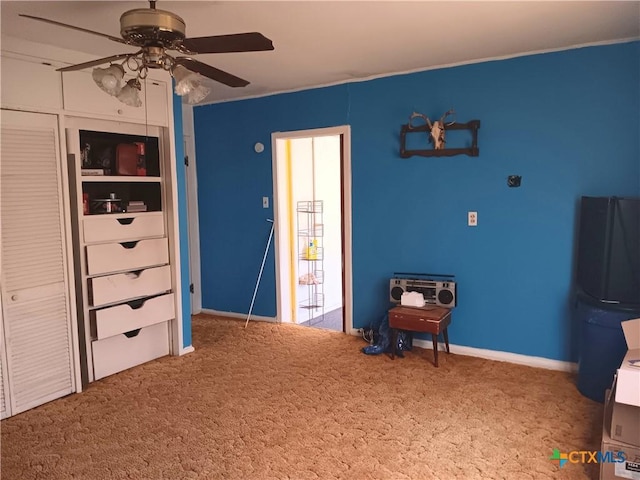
left=426, top=109, right=456, bottom=150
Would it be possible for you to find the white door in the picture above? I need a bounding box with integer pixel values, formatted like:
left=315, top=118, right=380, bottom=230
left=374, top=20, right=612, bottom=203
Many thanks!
left=0, top=110, right=76, bottom=415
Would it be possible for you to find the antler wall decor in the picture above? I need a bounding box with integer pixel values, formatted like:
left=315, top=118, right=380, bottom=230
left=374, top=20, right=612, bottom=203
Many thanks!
left=400, top=109, right=480, bottom=158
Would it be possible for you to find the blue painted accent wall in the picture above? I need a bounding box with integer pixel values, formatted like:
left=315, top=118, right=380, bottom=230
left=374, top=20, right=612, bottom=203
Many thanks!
left=172, top=88, right=192, bottom=348
left=193, top=42, right=639, bottom=361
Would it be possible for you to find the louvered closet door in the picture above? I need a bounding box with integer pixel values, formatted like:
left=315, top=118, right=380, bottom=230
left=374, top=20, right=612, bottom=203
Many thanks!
left=0, top=110, right=76, bottom=415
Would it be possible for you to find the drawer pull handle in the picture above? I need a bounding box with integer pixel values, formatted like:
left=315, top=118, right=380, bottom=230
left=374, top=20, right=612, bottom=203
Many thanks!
left=124, top=328, right=141, bottom=338
left=117, top=218, right=135, bottom=225
left=127, top=298, right=147, bottom=310
left=124, top=270, right=143, bottom=279
left=120, top=241, right=139, bottom=249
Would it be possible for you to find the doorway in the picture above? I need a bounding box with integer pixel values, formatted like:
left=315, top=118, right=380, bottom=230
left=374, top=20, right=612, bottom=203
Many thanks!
left=272, top=126, right=352, bottom=333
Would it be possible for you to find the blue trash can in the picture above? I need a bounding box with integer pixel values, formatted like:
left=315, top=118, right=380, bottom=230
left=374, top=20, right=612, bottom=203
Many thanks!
left=576, top=292, right=639, bottom=403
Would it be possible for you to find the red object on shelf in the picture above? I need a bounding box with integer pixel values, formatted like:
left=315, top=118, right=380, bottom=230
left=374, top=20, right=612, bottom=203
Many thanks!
left=116, top=143, right=138, bottom=176
left=83, top=193, right=89, bottom=215
left=135, top=142, right=146, bottom=176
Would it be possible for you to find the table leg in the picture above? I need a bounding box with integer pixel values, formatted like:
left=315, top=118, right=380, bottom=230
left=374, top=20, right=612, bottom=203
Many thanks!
left=390, top=328, right=398, bottom=360
left=443, top=327, right=450, bottom=353
left=432, top=333, right=439, bottom=367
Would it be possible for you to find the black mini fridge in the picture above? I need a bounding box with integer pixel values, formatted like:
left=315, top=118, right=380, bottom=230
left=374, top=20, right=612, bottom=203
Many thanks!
left=575, top=196, right=640, bottom=402
left=576, top=196, right=639, bottom=306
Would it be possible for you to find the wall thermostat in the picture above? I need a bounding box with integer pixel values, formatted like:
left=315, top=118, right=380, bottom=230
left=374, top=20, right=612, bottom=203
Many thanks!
left=254, top=142, right=265, bottom=153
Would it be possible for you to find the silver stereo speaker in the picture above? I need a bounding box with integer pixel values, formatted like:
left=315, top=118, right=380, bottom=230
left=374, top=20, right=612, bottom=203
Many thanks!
left=390, top=278, right=456, bottom=307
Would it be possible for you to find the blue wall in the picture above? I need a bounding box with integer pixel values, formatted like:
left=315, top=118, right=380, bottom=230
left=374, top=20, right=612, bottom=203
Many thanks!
left=172, top=88, right=192, bottom=348
left=193, top=42, right=640, bottom=361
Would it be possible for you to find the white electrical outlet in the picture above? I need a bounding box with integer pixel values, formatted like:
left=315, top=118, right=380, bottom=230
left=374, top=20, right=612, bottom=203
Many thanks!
left=468, top=211, right=478, bottom=226
left=262, top=197, right=269, bottom=208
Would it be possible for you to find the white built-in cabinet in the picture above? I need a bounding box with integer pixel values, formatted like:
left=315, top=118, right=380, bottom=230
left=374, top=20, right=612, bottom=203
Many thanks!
left=0, top=110, right=77, bottom=418
left=65, top=119, right=174, bottom=383
left=0, top=44, right=180, bottom=417
left=0, top=55, right=64, bottom=111
left=0, top=52, right=167, bottom=128
left=62, top=72, right=168, bottom=127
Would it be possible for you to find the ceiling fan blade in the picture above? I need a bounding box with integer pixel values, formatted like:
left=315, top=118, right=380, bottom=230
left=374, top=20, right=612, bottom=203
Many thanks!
left=19, top=14, right=127, bottom=45
left=181, top=32, right=274, bottom=54
left=57, top=53, right=138, bottom=72
left=175, top=58, right=250, bottom=88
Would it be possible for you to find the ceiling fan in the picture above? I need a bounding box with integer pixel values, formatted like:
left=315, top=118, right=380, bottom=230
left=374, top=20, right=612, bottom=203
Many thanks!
left=20, top=0, right=274, bottom=103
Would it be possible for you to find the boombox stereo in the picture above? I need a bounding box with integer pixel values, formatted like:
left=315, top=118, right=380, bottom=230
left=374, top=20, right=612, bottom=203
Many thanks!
left=390, top=277, right=456, bottom=308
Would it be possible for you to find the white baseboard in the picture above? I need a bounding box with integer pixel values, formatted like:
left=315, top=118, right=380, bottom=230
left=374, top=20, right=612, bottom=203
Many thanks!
left=200, top=308, right=277, bottom=323
left=348, top=330, right=577, bottom=372
left=198, top=312, right=576, bottom=372
left=179, top=346, right=195, bottom=356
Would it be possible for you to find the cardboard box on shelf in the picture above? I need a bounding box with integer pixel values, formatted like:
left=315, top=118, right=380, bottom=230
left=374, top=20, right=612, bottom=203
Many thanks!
left=615, top=319, right=640, bottom=407
left=604, top=382, right=640, bottom=450
left=608, top=376, right=640, bottom=447
left=600, top=431, right=640, bottom=480
left=609, top=318, right=640, bottom=447
left=602, top=389, right=640, bottom=480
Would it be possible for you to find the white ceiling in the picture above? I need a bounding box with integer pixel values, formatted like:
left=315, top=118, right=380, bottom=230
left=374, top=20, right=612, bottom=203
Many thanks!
left=1, top=1, right=639, bottom=104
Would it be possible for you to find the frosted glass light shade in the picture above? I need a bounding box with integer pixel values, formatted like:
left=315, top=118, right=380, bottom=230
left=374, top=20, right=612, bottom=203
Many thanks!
left=173, top=65, right=211, bottom=104
left=92, top=64, right=125, bottom=96
left=186, top=84, right=211, bottom=104
left=116, top=79, right=142, bottom=107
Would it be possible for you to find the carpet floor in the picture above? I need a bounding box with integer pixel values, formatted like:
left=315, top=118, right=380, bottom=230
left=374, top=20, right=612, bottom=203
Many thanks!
left=1, top=314, right=603, bottom=479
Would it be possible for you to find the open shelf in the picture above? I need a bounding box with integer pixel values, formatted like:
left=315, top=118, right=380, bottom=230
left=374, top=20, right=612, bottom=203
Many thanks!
left=300, top=293, right=324, bottom=309
left=296, top=200, right=323, bottom=214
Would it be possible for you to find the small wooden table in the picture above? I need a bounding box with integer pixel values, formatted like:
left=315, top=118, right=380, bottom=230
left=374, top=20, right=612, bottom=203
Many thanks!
left=388, top=305, right=452, bottom=367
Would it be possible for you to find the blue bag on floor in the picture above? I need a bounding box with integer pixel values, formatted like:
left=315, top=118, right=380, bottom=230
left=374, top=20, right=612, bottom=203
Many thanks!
left=361, top=314, right=412, bottom=356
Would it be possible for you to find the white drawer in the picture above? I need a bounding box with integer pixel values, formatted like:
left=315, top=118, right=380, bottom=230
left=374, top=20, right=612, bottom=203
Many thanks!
left=92, top=293, right=175, bottom=340
left=86, top=238, right=168, bottom=275
left=92, top=321, right=170, bottom=380
left=89, top=265, right=171, bottom=307
left=83, top=213, right=164, bottom=244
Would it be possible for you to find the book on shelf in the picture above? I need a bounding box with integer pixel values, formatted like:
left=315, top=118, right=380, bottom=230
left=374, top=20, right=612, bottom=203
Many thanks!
left=81, top=168, right=104, bottom=176
left=126, top=201, right=147, bottom=213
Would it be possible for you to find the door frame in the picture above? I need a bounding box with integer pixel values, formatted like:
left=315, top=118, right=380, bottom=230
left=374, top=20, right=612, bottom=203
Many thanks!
left=182, top=104, right=202, bottom=314
left=271, top=126, right=353, bottom=333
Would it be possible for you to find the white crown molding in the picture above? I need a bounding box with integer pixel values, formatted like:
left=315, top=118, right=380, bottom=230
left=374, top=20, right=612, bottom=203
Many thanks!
left=197, top=36, right=640, bottom=107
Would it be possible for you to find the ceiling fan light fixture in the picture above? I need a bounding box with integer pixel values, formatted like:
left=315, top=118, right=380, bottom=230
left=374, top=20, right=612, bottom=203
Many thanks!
left=92, top=64, right=125, bottom=96
left=172, top=65, right=211, bottom=103
left=21, top=1, right=274, bottom=103
left=185, top=84, right=211, bottom=105
left=116, top=78, right=142, bottom=107
left=172, top=64, right=195, bottom=94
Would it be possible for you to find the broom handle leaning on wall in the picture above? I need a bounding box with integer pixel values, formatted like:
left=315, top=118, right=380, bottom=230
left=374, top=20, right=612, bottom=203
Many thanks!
left=245, top=219, right=275, bottom=328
